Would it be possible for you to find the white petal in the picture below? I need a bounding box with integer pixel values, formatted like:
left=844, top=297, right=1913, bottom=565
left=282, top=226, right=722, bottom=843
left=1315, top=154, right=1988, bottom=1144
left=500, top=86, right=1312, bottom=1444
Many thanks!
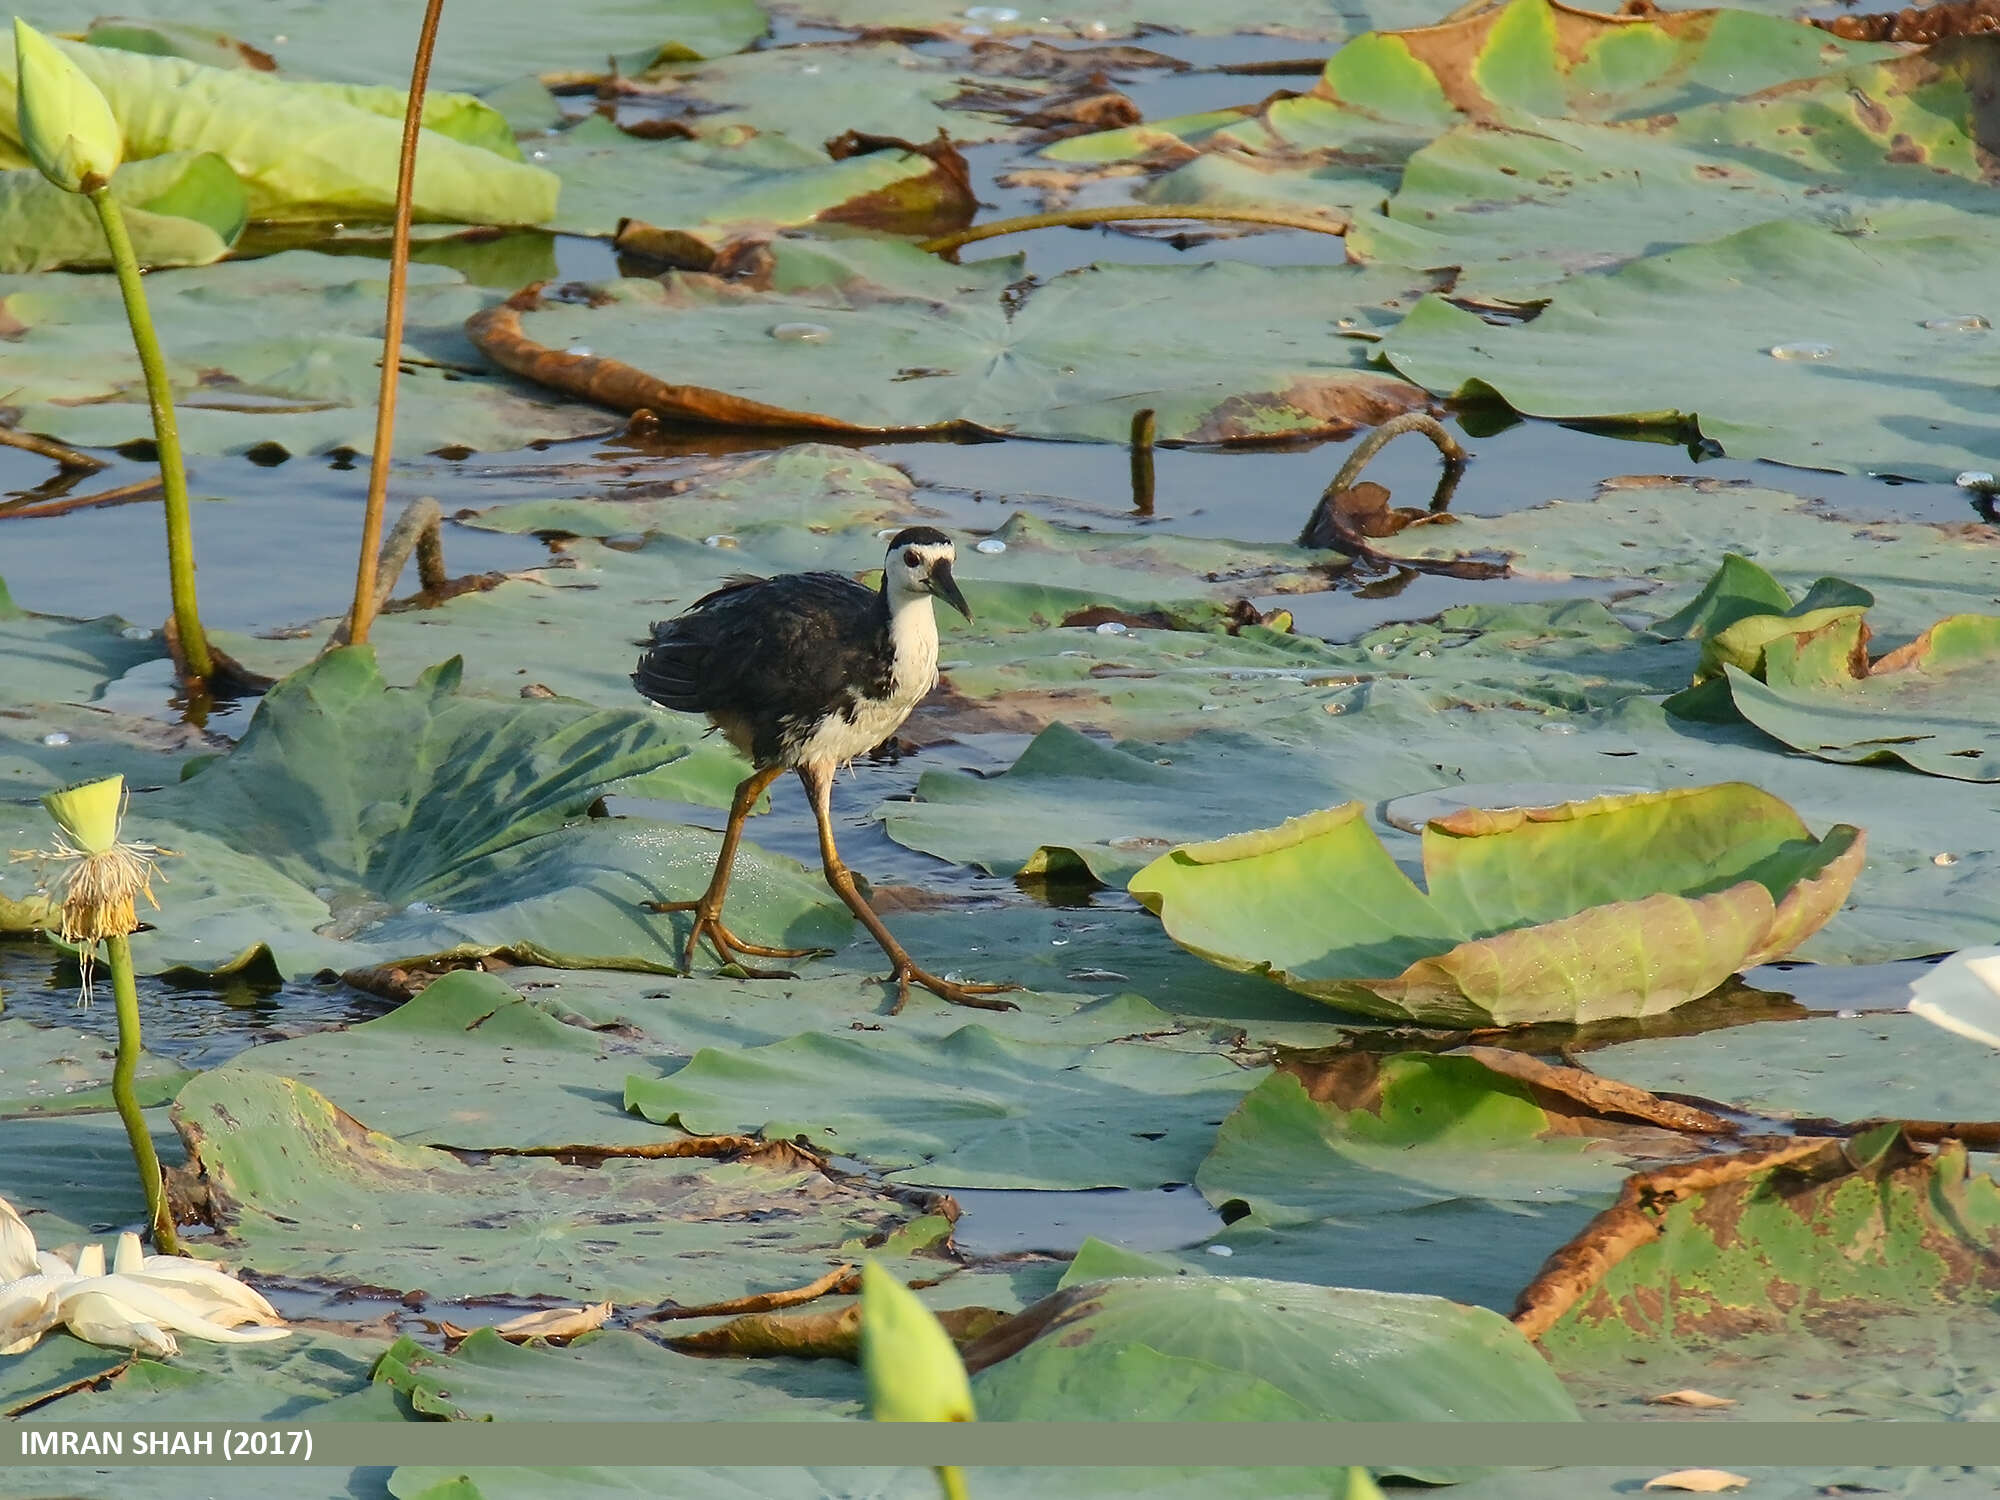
left=37, top=1249, right=77, bottom=1280
left=112, top=1232, right=145, bottom=1277
left=0, top=1278, right=62, bottom=1352
left=62, top=1290, right=178, bottom=1358
left=0, top=1195, right=39, bottom=1282
left=61, top=1276, right=289, bottom=1344
left=131, top=1258, right=282, bottom=1323
left=73, top=1243, right=105, bottom=1278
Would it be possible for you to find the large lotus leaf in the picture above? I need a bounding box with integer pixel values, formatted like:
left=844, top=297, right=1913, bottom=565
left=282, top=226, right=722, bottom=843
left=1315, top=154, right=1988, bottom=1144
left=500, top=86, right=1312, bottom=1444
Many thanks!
left=1360, top=39, right=2000, bottom=290
left=0, top=251, right=610, bottom=456
left=1529, top=1132, right=2000, bottom=1422
left=386, top=1468, right=1365, bottom=1500
left=969, top=1275, right=1579, bottom=1461
left=10, top=1329, right=397, bottom=1424
left=171, top=1068, right=929, bottom=1302
left=0, top=1020, right=190, bottom=1118
left=1584, top=1009, right=2000, bottom=1127
left=1382, top=209, right=2000, bottom=481
left=1196, top=1057, right=1639, bottom=1227
left=0, top=39, right=555, bottom=225
left=1373, top=483, right=2000, bottom=641
left=67, top=647, right=846, bottom=978
left=0, top=1106, right=183, bottom=1245
left=624, top=1022, right=1264, bottom=1190
left=781, top=0, right=1347, bottom=41
left=1720, top=613, right=2000, bottom=781
left=371, top=1327, right=858, bottom=1422
left=0, top=150, right=244, bottom=272
left=18, top=0, right=768, bottom=92
left=543, top=118, right=972, bottom=240
left=468, top=236, right=1435, bottom=444
left=1130, top=784, right=1865, bottom=1027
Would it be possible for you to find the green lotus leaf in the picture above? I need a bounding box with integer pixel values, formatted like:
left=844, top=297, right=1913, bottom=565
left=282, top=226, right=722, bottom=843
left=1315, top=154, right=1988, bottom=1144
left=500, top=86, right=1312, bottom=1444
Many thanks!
left=27, top=0, right=768, bottom=92
left=0, top=250, right=613, bottom=455
left=384, top=1467, right=1375, bottom=1500
left=1720, top=613, right=2000, bottom=782
left=781, top=0, right=1348, bottom=43
left=21, top=646, right=846, bottom=978
left=0, top=37, right=555, bottom=224
left=1381, top=209, right=2000, bottom=481
left=1129, top=784, right=1866, bottom=1026
left=371, top=1327, right=860, bottom=1422
left=624, top=1022, right=1263, bottom=1190
left=0, top=1019, right=191, bottom=1118
left=468, top=235, right=1433, bottom=444
left=0, top=149, right=243, bottom=271
left=970, top=1275, right=1578, bottom=1474
left=544, top=118, right=972, bottom=240
left=0, top=1105, right=181, bottom=1246
left=170, top=1069, right=928, bottom=1302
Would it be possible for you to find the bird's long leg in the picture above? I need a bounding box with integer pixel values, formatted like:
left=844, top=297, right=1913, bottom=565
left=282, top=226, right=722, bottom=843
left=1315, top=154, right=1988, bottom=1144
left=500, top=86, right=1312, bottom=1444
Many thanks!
left=797, top=761, right=1020, bottom=1014
left=647, top=764, right=827, bottom=975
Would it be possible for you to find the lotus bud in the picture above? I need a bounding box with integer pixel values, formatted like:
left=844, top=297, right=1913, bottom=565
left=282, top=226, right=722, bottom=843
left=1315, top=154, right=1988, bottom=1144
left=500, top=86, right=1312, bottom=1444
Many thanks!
left=0, top=1195, right=37, bottom=1282
left=12, top=20, right=124, bottom=195
left=860, top=1260, right=976, bottom=1423
left=1345, top=1471, right=1387, bottom=1500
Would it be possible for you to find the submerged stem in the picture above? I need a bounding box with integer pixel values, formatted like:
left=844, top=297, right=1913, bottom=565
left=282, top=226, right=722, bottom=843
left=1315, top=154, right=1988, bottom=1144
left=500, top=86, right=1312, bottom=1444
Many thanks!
left=88, top=186, right=213, bottom=684
left=106, top=933, right=179, bottom=1254
left=921, top=204, right=1348, bottom=255
left=347, top=0, right=448, bottom=648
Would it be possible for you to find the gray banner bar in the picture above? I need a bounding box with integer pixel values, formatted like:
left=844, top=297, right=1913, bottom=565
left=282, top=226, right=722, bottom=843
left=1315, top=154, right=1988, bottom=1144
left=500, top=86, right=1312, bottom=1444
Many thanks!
left=5, top=1423, right=1999, bottom=1468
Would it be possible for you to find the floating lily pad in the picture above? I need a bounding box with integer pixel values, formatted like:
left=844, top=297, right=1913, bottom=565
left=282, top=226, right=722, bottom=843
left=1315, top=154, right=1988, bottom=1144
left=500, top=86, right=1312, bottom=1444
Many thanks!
left=1721, top=613, right=2000, bottom=782
left=1382, top=210, right=2000, bottom=481
left=11, top=1329, right=398, bottom=1424
left=0, top=151, right=244, bottom=272
left=624, top=1022, right=1263, bottom=1190
left=172, top=1069, right=931, bottom=1302
left=22, top=0, right=768, bottom=92
left=372, top=1326, right=860, bottom=1421
left=0, top=251, right=612, bottom=456
left=15, top=647, right=847, bottom=978
left=1130, top=784, right=1865, bottom=1027
left=0, top=38, right=555, bottom=225
left=0, top=1021, right=191, bottom=1118
left=968, top=1275, right=1578, bottom=1471
left=469, top=236, right=1434, bottom=444
left=0, top=1106, right=183, bottom=1245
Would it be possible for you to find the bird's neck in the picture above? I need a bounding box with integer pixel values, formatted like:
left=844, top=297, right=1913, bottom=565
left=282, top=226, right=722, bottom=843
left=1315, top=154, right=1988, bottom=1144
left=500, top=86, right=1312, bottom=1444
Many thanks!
left=883, top=586, right=939, bottom=681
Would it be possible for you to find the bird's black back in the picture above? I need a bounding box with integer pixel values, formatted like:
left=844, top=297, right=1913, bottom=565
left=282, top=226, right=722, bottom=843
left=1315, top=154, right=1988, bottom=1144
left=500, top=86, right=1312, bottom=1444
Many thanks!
left=634, top=571, right=894, bottom=766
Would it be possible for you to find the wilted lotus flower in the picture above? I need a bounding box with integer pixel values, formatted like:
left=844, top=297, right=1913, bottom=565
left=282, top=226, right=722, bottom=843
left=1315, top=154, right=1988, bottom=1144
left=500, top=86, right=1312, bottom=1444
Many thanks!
left=11, top=19, right=123, bottom=195
left=10, top=773, right=165, bottom=1004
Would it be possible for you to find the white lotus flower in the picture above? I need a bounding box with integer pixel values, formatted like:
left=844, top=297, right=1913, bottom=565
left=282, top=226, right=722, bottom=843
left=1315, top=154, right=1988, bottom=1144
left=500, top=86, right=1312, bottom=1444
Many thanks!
left=0, top=1193, right=289, bottom=1359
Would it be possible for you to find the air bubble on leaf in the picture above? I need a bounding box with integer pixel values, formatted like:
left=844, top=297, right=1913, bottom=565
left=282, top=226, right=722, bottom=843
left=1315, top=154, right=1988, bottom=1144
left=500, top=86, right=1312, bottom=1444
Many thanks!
left=1206, top=1244, right=1234, bottom=1258
left=975, top=538, right=1007, bottom=554
left=1769, top=342, right=1835, bottom=361
left=1541, top=722, right=1577, bottom=735
left=1050, top=937, right=1070, bottom=946
left=1095, top=621, right=1127, bottom=636
left=531, top=149, right=548, bottom=161
left=1935, top=852, right=1960, bottom=866
left=1200, top=703, right=1220, bottom=712
left=964, top=4, right=1020, bottom=18
left=1416, top=649, right=1434, bottom=659
left=703, top=534, right=739, bottom=549
left=40, top=732, right=69, bottom=747
left=771, top=322, right=832, bottom=344
left=1923, top=315, right=1989, bottom=332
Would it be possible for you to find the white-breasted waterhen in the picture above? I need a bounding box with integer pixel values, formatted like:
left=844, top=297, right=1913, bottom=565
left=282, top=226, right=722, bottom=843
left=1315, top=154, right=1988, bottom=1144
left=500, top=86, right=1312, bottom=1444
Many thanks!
left=633, top=526, right=1019, bottom=1012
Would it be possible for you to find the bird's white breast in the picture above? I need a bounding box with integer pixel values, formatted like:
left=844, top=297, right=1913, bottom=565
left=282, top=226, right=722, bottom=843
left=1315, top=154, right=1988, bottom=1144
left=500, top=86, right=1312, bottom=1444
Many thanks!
left=793, top=594, right=939, bottom=767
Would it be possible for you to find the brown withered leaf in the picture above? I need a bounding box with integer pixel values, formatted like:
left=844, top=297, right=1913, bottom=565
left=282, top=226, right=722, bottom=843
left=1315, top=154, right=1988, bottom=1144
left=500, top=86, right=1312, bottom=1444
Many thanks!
left=441, top=1301, right=613, bottom=1344
left=1816, top=0, right=2000, bottom=43
left=666, top=1300, right=1008, bottom=1359
left=1644, top=1473, right=1750, bottom=1494
left=1646, top=1388, right=1738, bottom=1409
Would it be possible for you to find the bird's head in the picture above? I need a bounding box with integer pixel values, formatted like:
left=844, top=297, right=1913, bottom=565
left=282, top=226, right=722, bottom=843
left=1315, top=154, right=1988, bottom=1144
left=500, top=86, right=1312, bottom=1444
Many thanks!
left=883, top=526, right=970, bottom=621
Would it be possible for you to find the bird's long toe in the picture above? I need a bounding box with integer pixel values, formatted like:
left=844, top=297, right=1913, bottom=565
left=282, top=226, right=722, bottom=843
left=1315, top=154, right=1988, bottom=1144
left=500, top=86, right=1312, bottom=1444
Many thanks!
left=887, top=964, right=1022, bottom=1015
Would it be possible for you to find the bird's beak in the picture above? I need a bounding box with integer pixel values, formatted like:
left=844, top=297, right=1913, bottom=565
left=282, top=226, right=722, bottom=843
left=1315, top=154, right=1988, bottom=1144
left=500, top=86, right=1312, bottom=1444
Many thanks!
left=931, top=560, right=971, bottom=621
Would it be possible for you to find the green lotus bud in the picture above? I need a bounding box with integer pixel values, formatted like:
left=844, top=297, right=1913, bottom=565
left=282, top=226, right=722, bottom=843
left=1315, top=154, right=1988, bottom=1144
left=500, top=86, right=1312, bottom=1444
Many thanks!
left=1344, top=1470, right=1387, bottom=1500
left=860, top=1261, right=975, bottom=1423
left=41, top=774, right=126, bottom=856
left=13, top=20, right=123, bottom=194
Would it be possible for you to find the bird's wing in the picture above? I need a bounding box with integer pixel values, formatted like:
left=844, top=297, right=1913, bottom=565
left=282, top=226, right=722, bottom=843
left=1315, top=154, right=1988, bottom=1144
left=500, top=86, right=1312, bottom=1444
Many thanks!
left=635, top=572, right=883, bottom=720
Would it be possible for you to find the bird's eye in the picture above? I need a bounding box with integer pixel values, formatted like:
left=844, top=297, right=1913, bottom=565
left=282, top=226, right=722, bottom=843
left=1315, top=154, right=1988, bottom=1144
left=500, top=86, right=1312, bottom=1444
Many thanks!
left=902, top=548, right=919, bottom=567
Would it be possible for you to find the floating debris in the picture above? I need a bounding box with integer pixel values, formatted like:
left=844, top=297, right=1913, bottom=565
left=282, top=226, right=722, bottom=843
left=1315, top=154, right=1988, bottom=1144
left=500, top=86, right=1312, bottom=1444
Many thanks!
left=1768, top=342, right=1836, bottom=361
left=770, top=322, right=831, bottom=344
left=974, top=538, right=1007, bottom=555
left=1923, top=315, right=1989, bottom=332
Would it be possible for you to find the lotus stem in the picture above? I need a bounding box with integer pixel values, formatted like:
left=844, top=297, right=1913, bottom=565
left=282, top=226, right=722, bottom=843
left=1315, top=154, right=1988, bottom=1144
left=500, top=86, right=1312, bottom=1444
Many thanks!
left=921, top=203, right=1349, bottom=255
left=1302, top=412, right=1467, bottom=547
left=936, top=1467, right=971, bottom=1500
left=106, top=933, right=178, bottom=1253
left=347, top=0, right=447, bottom=648
left=1129, top=407, right=1156, bottom=516
left=87, top=186, right=213, bottom=685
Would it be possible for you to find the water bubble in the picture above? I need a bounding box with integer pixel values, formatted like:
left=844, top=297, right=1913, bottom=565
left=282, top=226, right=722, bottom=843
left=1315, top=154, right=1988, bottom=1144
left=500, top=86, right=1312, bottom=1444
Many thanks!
left=120, top=626, right=153, bottom=641
left=1923, top=314, right=1989, bottom=332
left=1934, top=852, right=1960, bottom=867
left=1050, top=937, right=1070, bottom=947
left=974, top=538, right=1007, bottom=555
left=1769, top=342, right=1835, bottom=361
left=770, top=322, right=831, bottom=344
left=703, top=534, right=739, bottom=549
left=1206, top=1245, right=1235, bottom=1258
left=564, top=345, right=592, bottom=357
left=1369, top=643, right=1388, bottom=656
left=1956, top=471, right=1999, bottom=493
left=1094, top=621, right=1127, bottom=635
left=40, top=731, right=69, bottom=747
left=1416, top=649, right=1434, bottom=660
left=531, top=149, right=548, bottom=161
left=1080, top=18, right=1112, bottom=36
left=1200, top=703, right=1221, bottom=713
left=963, top=4, right=1020, bottom=18
left=1541, top=723, right=1577, bottom=735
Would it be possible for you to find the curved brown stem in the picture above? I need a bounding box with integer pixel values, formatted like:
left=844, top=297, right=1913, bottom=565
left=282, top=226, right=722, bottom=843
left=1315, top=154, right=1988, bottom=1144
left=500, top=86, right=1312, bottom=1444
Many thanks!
left=921, top=203, right=1348, bottom=256
left=346, top=0, right=447, bottom=648
left=1301, top=412, right=1468, bottom=549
